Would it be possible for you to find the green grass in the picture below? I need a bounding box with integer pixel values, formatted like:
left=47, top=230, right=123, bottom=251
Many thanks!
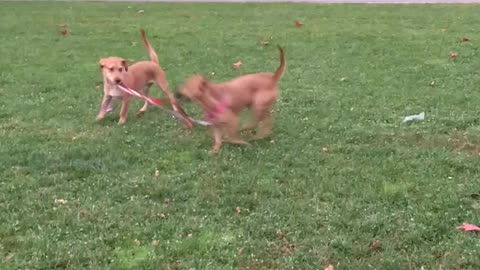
left=1, top=2, right=480, bottom=269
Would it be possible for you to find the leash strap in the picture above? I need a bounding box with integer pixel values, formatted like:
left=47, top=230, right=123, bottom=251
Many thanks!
left=116, top=84, right=211, bottom=127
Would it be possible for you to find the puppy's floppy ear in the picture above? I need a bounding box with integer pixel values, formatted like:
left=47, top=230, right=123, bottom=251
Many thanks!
left=199, top=77, right=209, bottom=92
left=99, top=59, right=106, bottom=70
left=121, top=60, right=128, bottom=72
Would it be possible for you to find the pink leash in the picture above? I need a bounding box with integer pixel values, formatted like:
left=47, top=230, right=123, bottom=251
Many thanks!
left=116, top=84, right=211, bottom=127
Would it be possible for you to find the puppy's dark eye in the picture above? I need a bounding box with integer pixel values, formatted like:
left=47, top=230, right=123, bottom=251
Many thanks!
left=118, top=68, right=123, bottom=72
left=109, top=67, right=114, bottom=72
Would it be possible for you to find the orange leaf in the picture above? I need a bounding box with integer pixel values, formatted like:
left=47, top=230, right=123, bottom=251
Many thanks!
left=370, top=240, right=380, bottom=251
left=449, top=53, right=457, bottom=61
left=233, top=61, right=242, bottom=68
left=60, top=30, right=68, bottom=36
left=260, top=41, right=269, bottom=46
left=295, top=21, right=303, bottom=28
left=462, top=37, right=470, bottom=42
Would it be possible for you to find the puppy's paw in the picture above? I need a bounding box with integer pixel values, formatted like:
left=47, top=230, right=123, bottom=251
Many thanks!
left=96, top=114, right=106, bottom=121
left=136, top=111, right=146, bottom=118
left=209, top=149, right=219, bottom=155
left=118, top=118, right=127, bottom=125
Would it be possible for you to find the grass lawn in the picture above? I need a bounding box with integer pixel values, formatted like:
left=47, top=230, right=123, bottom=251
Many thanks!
left=2, top=2, right=480, bottom=269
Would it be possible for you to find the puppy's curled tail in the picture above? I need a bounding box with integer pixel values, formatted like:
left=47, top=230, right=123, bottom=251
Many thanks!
left=272, top=46, right=286, bottom=82
left=140, top=29, right=159, bottom=64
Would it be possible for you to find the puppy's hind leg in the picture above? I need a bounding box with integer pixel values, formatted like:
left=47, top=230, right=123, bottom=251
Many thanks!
left=137, top=87, right=150, bottom=118
left=225, top=116, right=250, bottom=146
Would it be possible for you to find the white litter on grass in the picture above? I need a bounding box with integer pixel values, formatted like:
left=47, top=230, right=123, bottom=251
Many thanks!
left=402, top=112, right=425, bottom=123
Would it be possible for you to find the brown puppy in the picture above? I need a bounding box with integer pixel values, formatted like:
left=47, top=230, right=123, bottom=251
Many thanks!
left=179, top=47, right=286, bottom=154
left=97, top=29, right=176, bottom=125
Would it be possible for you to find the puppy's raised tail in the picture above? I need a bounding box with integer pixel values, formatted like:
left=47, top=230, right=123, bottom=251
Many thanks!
left=272, top=46, right=286, bottom=82
left=140, top=29, right=159, bottom=64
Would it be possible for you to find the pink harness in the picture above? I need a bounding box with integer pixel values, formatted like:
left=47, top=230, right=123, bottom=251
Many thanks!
left=204, top=98, right=228, bottom=123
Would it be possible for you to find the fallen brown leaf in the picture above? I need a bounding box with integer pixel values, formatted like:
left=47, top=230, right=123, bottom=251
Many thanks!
left=155, top=169, right=160, bottom=177
left=370, top=240, right=380, bottom=251
left=80, top=210, right=87, bottom=217
left=449, top=53, right=458, bottom=61
left=281, top=244, right=295, bottom=256
left=60, top=30, right=68, bottom=36
left=233, top=61, right=242, bottom=68
left=151, top=240, right=159, bottom=247
left=260, top=41, right=269, bottom=46
left=276, top=232, right=285, bottom=240
left=235, top=207, right=241, bottom=214
left=295, top=21, right=303, bottom=28
left=462, top=37, right=470, bottom=42
left=159, top=213, right=166, bottom=219
left=165, top=198, right=171, bottom=204
left=134, top=239, right=141, bottom=246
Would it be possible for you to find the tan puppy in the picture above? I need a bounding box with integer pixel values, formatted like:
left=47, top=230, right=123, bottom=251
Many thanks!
left=97, top=29, right=176, bottom=125
left=179, top=47, right=286, bottom=154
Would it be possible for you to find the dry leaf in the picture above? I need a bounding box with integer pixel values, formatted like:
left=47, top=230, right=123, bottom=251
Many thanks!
left=321, top=147, right=329, bottom=153
left=165, top=198, right=171, bottom=204
left=159, top=213, right=166, bottom=219
left=233, top=61, right=242, bottom=68
left=276, top=232, right=285, bottom=239
left=138, top=10, right=144, bottom=14
left=155, top=169, right=160, bottom=177
left=60, top=30, right=68, bottom=36
left=295, top=21, right=303, bottom=28
left=134, top=239, right=141, bottom=246
left=429, top=80, right=435, bottom=86
left=457, top=222, right=480, bottom=232
left=151, top=240, right=159, bottom=247
left=281, top=244, right=295, bottom=256
left=235, top=207, right=241, bottom=214
left=54, top=199, right=67, bottom=205
left=80, top=210, right=87, bottom=217
left=370, top=240, right=380, bottom=251
left=449, top=53, right=458, bottom=61
left=187, top=233, right=193, bottom=238
left=325, top=264, right=334, bottom=270
left=58, top=23, right=66, bottom=28
left=260, top=41, right=269, bottom=46
left=462, top=37, right=470, bottom=42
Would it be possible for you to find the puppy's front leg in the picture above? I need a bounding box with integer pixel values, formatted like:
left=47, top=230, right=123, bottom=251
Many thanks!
left=210, top=126, right=223, bottom=155
left=118, top=96, right=132, bottom=125
left=96, top=94, right=112, bottom=121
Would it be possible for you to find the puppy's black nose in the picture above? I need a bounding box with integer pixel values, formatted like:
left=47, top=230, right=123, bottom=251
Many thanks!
left=114, top=78, right=122, bottom=84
